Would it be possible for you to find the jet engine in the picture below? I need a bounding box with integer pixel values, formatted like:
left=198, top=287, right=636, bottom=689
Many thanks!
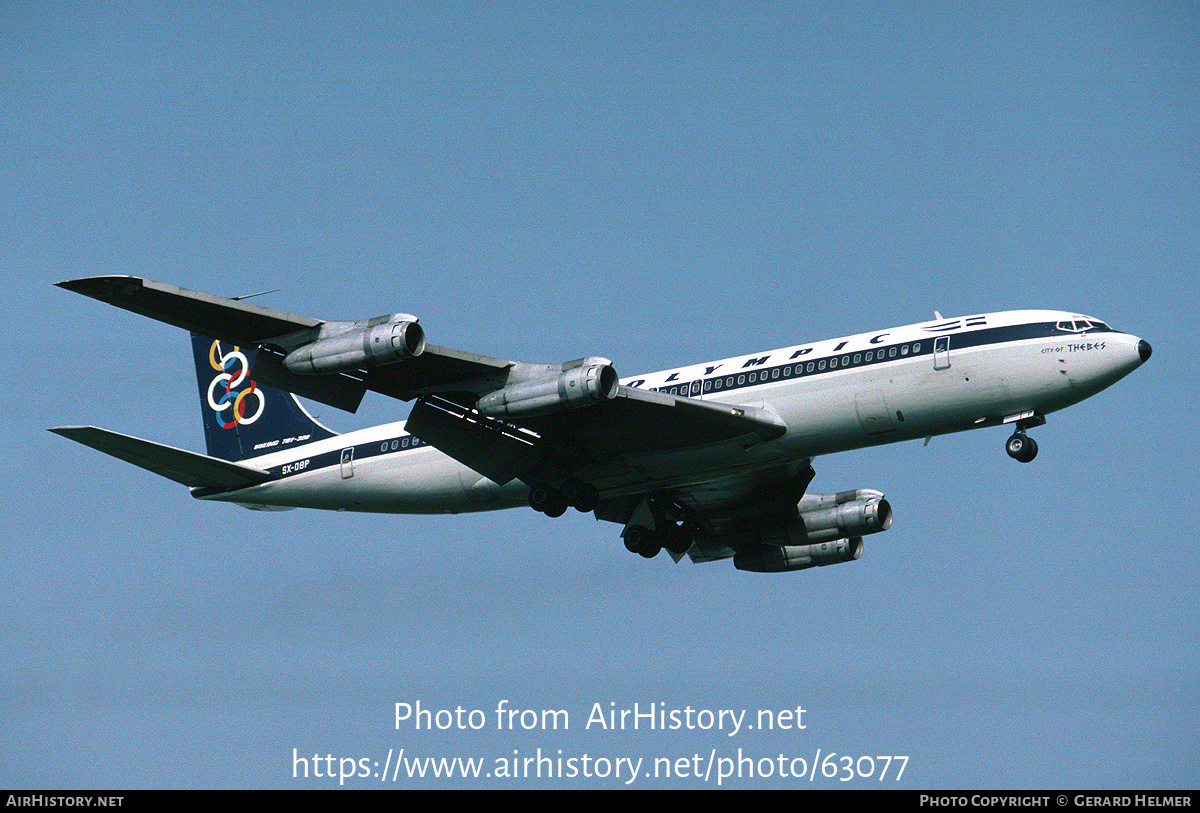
left=734, top=536, right=863, bottom=573
left=786, top=489, right=892, bottom=545
left=475, top=358, right=619, bottom=418
left=733, top=489, right=892, bottom=573
left=283, top=314, right=425, bottom=374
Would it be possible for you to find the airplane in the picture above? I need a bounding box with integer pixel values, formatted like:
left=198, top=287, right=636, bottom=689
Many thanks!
left=50, top=276, right=1152, bottom=573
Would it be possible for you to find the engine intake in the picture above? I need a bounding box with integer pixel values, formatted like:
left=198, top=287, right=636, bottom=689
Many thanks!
left=284, top=314, right=425, bottom=374
left=476, top=359, right=618, bottom=418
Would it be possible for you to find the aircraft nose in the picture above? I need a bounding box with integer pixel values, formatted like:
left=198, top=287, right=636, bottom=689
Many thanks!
left=1138, top=339, right=1153, bottom=363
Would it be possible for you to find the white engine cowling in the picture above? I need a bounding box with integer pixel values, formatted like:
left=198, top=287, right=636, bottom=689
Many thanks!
left=734, top=537, right=864, bottom=573
left=284, top=315, right=425, bottom=374
left=785, top=490, right=892, bottom=545
left=732, top=489, right=892, bottom=573
left=475, top=360, right=618, bottom=417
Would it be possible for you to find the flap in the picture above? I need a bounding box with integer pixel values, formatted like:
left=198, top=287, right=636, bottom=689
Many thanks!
left=403, top=387, right=787, bottom=487
left=518, top=385, right=787, bottom=458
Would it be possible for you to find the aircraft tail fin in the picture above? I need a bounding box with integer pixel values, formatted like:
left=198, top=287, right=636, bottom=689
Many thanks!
left=192, top=333, right=339, bottom=462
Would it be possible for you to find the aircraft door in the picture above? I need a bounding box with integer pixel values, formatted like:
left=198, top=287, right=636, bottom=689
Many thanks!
left=689, top=379, right=703, bottom=399
left=934, top=336, right=951, bottom=370
left=340, top=447, right=354, bottom=479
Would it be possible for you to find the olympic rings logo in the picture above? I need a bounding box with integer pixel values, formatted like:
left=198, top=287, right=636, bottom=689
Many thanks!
left=206, top=340, right=266, bottom=428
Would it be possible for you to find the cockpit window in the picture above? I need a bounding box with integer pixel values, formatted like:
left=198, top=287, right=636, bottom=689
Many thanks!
left=1056, top=318, right=1109, bottom=333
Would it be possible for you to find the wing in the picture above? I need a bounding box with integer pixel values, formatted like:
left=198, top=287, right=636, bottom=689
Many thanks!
left=404, top=386, right=786, bottom=486
left=57, top=275, right=513, bottom=412
left=59, top=274, right=786, bottom=486
left=57, top=275, right=321, bottom=345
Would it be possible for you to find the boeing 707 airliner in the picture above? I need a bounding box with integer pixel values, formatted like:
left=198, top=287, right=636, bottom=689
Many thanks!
left=51, top=276, right=1151, bottom=572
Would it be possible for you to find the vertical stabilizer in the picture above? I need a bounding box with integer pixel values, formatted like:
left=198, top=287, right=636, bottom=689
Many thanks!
left=191, top=334, right=338, bottom=461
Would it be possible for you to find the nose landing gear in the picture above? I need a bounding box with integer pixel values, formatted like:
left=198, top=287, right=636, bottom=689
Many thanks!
left=1006, top=432, right=1038, bottom=463
left=1005, top=413, right=1045, bottom=463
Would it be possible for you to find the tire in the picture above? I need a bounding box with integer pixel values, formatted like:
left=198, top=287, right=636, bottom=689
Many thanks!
left=1006, top=434, right=1038, bottom=463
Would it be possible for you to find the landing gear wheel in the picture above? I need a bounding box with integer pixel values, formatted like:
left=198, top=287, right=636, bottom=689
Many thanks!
left=1006, top=433, right=1039, bottom=463
left=637, top=540, right=661, bottom=559
left=563, top=479, right=599, bottom=513
left=541, top=493, right=568, bottom=517
left=528, top=485, right=568, bottom=517
left=622, top=525, right=661, bottom=558
left=664, top=523, right=694, bottom=555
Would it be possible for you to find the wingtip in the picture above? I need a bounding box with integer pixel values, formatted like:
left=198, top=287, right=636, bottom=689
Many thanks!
left=54, top=275, right=140, bottom=295
left=48, top=425, right=91, bottom=437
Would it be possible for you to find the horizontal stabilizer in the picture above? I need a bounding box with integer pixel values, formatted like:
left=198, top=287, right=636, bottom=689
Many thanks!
left=49, top=426, right=270, bottom=489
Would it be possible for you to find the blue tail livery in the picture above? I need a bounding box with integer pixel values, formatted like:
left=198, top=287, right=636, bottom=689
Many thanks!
left=191, top=333, right=338, bottom=462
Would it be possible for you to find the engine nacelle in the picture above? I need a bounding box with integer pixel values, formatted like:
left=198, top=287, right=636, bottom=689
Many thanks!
left=476, top=358, right=618, bottom=417
left=731, top=489, right=891, bottom=573
left=734, top=537, right=864, bottom=573
left=786, top=489, right=892, bottom=546
left=284, top=314, right=425, bottom=374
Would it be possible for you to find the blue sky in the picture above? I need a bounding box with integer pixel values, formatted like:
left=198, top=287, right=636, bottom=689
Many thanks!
left=3, top=1, right=1197, bottom=788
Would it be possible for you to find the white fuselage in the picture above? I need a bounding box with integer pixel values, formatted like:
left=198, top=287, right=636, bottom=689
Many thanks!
left=199, top=310, right=1148, bottom=514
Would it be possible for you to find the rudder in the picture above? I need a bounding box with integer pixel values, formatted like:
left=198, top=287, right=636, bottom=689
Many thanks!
left=192, top=334, right=338, bottom=461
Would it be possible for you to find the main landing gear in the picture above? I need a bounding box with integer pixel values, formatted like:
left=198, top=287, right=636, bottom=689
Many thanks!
left=622, top=522, right=694, bottom=559
left=527, top=480, right=599, bottom=517
left=1005, top=414, right=1046, bottom=463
